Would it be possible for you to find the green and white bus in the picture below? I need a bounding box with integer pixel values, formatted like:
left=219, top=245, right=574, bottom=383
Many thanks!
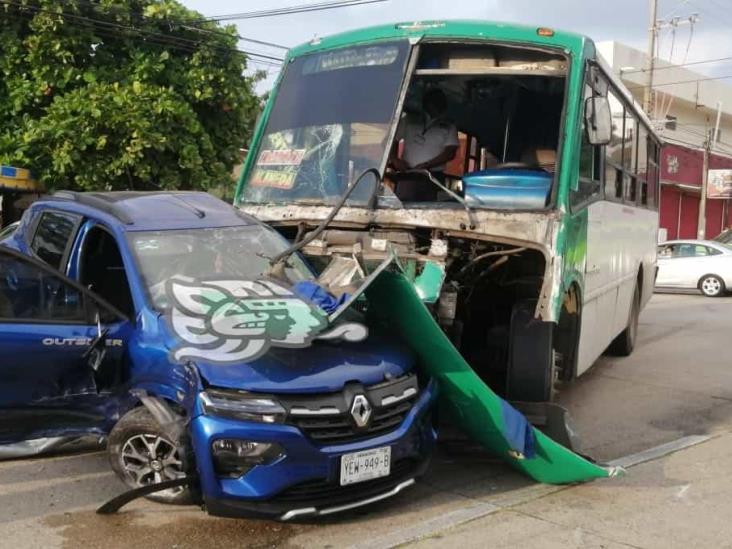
left=235, top=20, right=661, bottom=404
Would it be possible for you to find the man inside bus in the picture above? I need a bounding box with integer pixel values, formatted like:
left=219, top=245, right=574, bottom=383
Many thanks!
left=389, top=88, right=459, bottom=201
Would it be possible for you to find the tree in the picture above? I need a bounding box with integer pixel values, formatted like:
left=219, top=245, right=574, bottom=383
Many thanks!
left=0, top=0, right=264, bottom=193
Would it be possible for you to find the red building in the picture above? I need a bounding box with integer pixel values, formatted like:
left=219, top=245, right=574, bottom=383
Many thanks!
left=659, top=144, right=732, bottom=240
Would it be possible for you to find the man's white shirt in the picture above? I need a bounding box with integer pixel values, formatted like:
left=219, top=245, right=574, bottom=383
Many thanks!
left=395, top=113, right=459, bottom=172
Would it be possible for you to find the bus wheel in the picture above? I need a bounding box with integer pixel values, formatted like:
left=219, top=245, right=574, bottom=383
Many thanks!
left=699, top=274, right=725, bottom=297
left=609, top=283, right=640, bottom=357
left=506, top=299, right=555, bottom=402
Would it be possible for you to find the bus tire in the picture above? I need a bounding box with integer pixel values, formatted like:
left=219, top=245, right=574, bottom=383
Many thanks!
left=608, top=282, right=640, bottom=357
left=506, top=299, right=555, bottom=402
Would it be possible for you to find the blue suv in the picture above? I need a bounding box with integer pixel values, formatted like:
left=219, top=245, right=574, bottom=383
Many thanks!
left=0, top=191, right=437, bottom=519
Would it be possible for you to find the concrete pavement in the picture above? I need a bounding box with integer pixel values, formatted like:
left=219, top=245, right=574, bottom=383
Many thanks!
left=411, top=431, right=732, bottom=549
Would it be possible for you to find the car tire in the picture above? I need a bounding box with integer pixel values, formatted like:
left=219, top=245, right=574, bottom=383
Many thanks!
left=699, top=274, right=725, bottom=297
left=108, top=406, right=192, bottom=505
left=608, top=282, right=640, bottom=357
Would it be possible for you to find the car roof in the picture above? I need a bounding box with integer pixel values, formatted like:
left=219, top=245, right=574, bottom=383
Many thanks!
left=35, top=191, right=256, bottom=232
left=661, top=239, right=728, bottom=247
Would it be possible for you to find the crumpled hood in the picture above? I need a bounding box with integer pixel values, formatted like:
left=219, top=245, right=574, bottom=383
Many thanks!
left=193, top=329, right=415, bottom=393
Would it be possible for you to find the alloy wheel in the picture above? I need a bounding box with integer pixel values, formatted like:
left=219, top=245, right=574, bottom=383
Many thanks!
left=701, top=276, right=722, bottom=297
left=120, top=434, right=186, bottom=497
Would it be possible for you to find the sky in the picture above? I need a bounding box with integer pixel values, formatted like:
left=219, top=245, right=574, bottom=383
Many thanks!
left=180, top=0, right=732, bottom=93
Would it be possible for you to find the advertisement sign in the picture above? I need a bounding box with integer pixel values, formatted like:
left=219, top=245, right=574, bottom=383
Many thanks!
left=708, top=169, right=732, bottom=199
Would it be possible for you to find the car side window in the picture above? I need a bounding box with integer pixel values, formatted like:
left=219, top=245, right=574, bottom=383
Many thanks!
left=31, top=211, right=80, bottom=270
left=674, top=244, right=697, bottom=257
left=658, top=245, right=674, bottom=258
left=671, top=244, right=714, bottom=258
left=0, top=252, right=87, bottom=322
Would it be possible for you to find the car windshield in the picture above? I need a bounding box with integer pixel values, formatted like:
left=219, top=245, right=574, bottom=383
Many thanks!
left=128, top=225, right=312, bottom=311
left=240, top=41, right=410, bottom=207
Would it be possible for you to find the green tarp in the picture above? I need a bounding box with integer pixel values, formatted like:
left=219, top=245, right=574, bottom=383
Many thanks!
left=365, top=269, right=615, bottom=484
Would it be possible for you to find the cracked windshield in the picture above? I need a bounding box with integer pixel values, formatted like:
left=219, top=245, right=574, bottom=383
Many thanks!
left=129, top=226, right=311, bottom=311
left=241, top=41, right=409, bottom=206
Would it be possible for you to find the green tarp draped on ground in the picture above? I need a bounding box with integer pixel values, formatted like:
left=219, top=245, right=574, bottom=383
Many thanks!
left=365, top=269, right=614, bottom=484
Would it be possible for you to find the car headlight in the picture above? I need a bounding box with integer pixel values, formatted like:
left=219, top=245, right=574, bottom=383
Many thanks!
left=211, top=439, right=285, bottom=478
left=200, top=389, right=286, bottom=424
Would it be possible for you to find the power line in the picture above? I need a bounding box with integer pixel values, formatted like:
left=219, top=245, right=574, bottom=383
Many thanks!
left=627, top=72, right=732, bottom=91
left=0, top=0, right=284, bottom=64
left=687, top=0, right=732, bottom=27
left=660, top=0, right=691, bottom=20
left=197, top=0, right=388, bottom=23
left=62, top=0, right=289, bottom=50
left=620, top=55, right=732, bottom=75
left=178, top=24, right=288, bottom=51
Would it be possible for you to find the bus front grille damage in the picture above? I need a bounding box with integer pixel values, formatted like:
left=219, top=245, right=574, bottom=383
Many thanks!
left=266, top=222, right=618, bottom=484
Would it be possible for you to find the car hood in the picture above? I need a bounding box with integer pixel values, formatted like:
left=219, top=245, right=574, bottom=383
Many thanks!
left=192, top=329, right=415, bottom=394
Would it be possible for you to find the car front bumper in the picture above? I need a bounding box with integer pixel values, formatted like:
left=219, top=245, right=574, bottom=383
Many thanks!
left=189, top=378, right=438, bottom=520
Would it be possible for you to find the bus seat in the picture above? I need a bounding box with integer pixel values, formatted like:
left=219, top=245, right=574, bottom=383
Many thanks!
left=520, top=148, right=556, bottom=172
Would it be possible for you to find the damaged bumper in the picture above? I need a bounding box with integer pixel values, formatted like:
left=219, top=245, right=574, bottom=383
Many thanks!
left=192, top=378, right=437, bottom=519
left=365, top=269, right=617, bottom=484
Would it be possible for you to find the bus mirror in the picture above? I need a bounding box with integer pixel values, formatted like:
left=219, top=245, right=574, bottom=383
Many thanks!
left=585, top=96, right=611, bottom=145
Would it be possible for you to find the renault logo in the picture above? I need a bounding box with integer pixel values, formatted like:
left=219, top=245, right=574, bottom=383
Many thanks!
left=350, top=394, right=372, bottom=428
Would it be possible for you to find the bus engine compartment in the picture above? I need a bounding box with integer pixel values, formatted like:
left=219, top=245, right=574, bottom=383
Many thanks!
left=278, top=224, right=579, bottom=407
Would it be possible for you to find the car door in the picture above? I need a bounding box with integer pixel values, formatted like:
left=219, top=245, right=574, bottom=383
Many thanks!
left=0, top=245, right=132, bottom=444
left=656, top=244, right=679, bottom=286
left=674, top=244, right=717, bottom=288
left=657, top=243, right=708, bottom=288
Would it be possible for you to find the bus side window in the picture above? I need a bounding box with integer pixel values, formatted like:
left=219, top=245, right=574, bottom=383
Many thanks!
left=637, top=123, right=649, bottom=206
left=604, top=88, right=625, bottom=202
left=624, top=115, right=638, bottom=204
left=647, top=138, right=660, bottom=210
left=571, top=83, right=602, bottom=208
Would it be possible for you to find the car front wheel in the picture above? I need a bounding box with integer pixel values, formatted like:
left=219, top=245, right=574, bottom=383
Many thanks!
left=108, top=407, right=192, bottom=505
left=699, top=275, right=725, bottom=297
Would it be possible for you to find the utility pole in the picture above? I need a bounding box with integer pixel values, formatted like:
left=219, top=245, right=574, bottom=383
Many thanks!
left=698, top=134, right=710, bottom=239
left=698, top=102, right=724, bottom=239
left=643, top=0, right=658, bottom=114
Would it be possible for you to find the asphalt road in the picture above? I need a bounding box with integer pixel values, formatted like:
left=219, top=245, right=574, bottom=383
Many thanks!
left=1, top=292, right=731, bottom=548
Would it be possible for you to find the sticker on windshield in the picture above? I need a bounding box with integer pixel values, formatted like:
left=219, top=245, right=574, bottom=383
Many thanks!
left=250, top=168, right=297, bottom=189
left=256, top=149, right=306, bottom=166
left=166, top=276, right=367, bottom=364
left=251, top=149, right=306, bottom=189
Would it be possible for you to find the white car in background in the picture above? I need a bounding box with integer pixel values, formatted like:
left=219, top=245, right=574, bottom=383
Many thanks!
left=656, top=240, right=732, bottom=297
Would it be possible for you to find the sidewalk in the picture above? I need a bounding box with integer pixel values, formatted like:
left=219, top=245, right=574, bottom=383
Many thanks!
left=409, top=432, right=732, bottom=549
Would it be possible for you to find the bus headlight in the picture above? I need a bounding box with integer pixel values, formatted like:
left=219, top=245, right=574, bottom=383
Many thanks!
left=200, top=389, right=286, bottom=424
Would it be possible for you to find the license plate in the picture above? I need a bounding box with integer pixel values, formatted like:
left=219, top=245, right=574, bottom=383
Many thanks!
left=340, top=446, right=391, bottom=486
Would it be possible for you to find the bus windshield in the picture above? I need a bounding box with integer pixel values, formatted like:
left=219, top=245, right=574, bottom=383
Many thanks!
left=241, top=41, right=410, bottom=207
left=241, top=40, right=571, bottom=211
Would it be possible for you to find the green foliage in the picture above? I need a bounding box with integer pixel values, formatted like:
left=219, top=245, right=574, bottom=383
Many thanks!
left=0, top=0, right=263, bottom=191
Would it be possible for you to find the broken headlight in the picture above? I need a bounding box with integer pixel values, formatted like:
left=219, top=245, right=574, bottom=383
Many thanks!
left=211, top=439, right=284, bottom=478
left=200, top=389, right=286, bottom=424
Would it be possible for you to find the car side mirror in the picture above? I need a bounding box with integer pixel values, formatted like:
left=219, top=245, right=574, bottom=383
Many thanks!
left=584, top=96, right=612, bottom=145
